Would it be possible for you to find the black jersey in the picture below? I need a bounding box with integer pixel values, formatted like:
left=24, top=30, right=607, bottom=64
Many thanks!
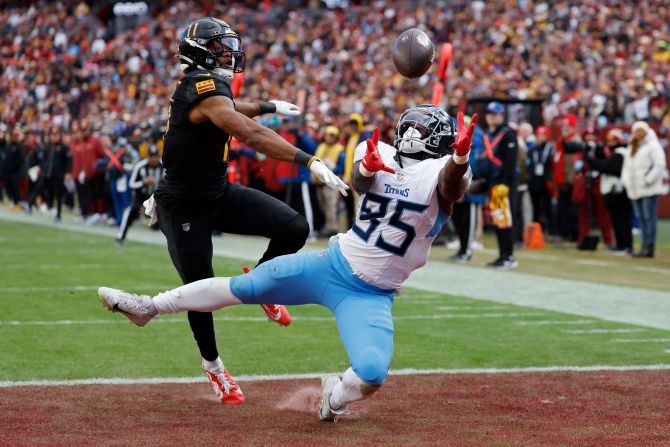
left=155, top=70, right=233, bottom=209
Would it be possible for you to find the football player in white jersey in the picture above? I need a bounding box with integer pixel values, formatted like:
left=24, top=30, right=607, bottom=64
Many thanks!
left=97, top=105, right=477, bottom=421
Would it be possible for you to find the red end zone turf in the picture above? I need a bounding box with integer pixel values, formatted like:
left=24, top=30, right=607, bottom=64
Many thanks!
left=1, top=371, right=669, bottom=446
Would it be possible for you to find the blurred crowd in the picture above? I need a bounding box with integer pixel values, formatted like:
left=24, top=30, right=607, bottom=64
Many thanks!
left=0, top=0, right=669, bottom=256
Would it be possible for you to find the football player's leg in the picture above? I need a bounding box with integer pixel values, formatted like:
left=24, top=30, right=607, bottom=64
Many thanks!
left=321, top=296, right=394, bottom=419
left=217, top=183, right=310, bottom=323
left=157, top=204, right=219, bottom=361
left=217, top=183, right=309, bottom=265
left=149, top=248, right=330, bottom=314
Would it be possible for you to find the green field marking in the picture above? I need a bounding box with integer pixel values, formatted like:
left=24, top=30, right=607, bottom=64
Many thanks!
left=1, top=220, right=670, bottom=382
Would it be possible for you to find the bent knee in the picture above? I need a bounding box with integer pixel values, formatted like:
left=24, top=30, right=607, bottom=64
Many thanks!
left=352, top=348, right=390, bottom=386
left=282, top=215, right=310, bottom=242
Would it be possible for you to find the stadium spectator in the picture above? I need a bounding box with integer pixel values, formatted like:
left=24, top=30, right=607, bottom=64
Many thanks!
left=25, top=128, right=73, bottom=222
left=527, top=126, right=554, bottom=233
left=552, top=114, right=580, bottom=242
left=96, top=134, right=135, bottom=226
left=621, top=121, right=669, bottom=258
left=2, top=127, right=26, bottom=212
left=479, top=101, right=519, bottom=269
left=585, top=129, right=633, bottom=254
left=312, top=125, right=345, bottom=237
left=568, top=129, right=614, bottom=249
left=449, top=114, right=484, bottom=263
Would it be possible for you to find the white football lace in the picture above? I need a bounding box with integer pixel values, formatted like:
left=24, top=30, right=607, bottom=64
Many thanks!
left=214, top=370, right=237, bottom=393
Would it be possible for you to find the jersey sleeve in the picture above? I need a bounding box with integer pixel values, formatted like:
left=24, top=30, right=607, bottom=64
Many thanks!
left=353, top=141, right=367, bottom=163
left=181, top=73, right=233, bottom=105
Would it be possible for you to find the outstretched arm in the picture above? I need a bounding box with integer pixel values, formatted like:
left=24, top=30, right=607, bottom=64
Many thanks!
left=190, top=95, right=348, bottom=195
left=352, top=128, right=395, bottom=194
left=234, top=100, right=301, bottom=118
left=436, top=112, right=477, bottom=214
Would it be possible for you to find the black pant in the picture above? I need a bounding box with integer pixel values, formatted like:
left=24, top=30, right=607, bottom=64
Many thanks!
left=76, top=181, right=92, bottom=217
left=495, top=188, right=519, bottom=259
left=157, top=183, right=309, bottom=361
left=603, top=191, right=633, bottom=250
left=4, top=173, right=22, bottom=205
left=557, top=186, right=578, bottom=241
left=29, top=177, right=65, bottom=218
left=529, top=185, right=551, bottom=232
left=452, top=201, right=477, bottom=255
left=116, top=191, right=150, bottom=242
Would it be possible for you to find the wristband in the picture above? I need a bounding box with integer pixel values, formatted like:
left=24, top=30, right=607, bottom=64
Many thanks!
left=452, top=153, right=469, bottom=165
left=258, top=102, right=276, bottom=115
left=294, top=151, right=317, bottom=167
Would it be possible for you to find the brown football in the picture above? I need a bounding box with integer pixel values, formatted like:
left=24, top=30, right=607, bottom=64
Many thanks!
left=391, top=28, right=435, bottom=78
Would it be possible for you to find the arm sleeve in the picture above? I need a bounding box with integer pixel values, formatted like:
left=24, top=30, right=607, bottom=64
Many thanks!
left=563, top=141, right=585, bottom=154
left=352, top=141, right=367, bottom=163
left=588, top=154, right=623, bottom=176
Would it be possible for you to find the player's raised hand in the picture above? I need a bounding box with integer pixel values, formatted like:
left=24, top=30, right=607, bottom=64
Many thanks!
left=309, top=158, right=349, bottom=196
left=361, top=128, right=395, bottom=175
left=269, top=100, right=301, bottom=116
left=450, top=112, right=478, bottom=156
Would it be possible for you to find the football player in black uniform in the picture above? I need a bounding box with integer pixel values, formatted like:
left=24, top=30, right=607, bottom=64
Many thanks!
left=152, top=17, right=348, bottom=405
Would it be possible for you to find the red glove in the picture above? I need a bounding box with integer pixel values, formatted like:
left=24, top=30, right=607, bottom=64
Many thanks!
left=362, top=128, right=395, bottom=174
left=450, top=112, right=478, bottom=157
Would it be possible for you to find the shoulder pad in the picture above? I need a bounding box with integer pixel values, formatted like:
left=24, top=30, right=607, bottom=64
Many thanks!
left=179, top=70, right=233, bottom=104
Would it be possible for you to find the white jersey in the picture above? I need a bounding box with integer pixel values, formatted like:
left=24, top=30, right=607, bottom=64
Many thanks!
left=339, top=141, right=450, bottom=290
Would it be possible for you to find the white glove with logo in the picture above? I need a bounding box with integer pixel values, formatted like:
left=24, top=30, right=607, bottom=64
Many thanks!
left=269, top=100, right=301, bottom=116
left=309, top=158, right=349, bottom=196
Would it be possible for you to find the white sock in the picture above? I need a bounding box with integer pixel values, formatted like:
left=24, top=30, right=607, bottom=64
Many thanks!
left=202, top=356, right=224, bottom=374
left=329, top=367, right=368, bottom=409
left=152, top=277, right=242, bottom=314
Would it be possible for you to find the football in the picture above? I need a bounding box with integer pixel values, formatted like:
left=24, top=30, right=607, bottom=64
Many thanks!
left=391, top=28, right=435, bottom=78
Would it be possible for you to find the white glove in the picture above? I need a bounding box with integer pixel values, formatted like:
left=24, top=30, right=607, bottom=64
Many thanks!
left=309, top=158, right=349, bottom=196
left=269, top=100, right=301, bottom=116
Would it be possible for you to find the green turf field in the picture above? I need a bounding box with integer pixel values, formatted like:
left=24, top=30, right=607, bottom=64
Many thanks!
left=1, top=220, right=669, bottom=382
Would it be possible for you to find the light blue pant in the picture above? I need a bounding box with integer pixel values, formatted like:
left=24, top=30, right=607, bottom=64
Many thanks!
left=230, top=242, right=395, bottom=385
left=632, top=195, right=659, bottom=248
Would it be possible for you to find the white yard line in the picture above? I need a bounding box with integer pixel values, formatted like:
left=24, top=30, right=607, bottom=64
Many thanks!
left=435, top=305, right=508, bottom=311
left=515, top=320, right=595, bottom=326
left=561, top=328, right=646, bottom=334
left=1, top=364, right=670, bottom=388
left=3, top=206, right=670, bottom=330
left=611, top=338, right=670, bottom=343
left=0, top=312, right=548, bottom=327
left=0, top=285, right=171, bottom=293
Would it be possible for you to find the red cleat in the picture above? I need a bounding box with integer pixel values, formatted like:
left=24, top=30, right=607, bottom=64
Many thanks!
left=202, top=364, right=245, bottom=405
left=243, top=267, right=293, bottom=326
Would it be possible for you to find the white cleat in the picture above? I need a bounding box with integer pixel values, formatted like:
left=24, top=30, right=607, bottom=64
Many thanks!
left=319, top=375, right=348, bottom=422
left=97, top=286, right=156, bottom=327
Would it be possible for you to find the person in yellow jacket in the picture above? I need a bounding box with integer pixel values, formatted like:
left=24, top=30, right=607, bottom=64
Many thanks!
left=313, top=126, right=345, bottom=236
left=342, top=113, right=372, bottom=226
